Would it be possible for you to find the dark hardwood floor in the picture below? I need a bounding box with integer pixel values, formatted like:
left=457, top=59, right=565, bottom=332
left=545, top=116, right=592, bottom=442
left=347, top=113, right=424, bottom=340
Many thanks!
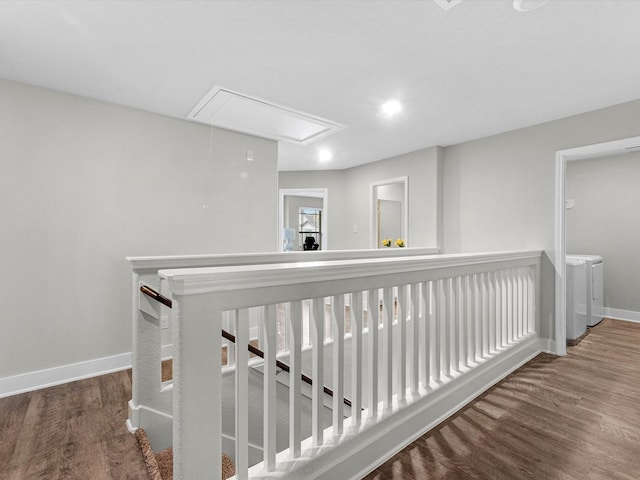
left=0, top=369, right=148, bottom=479
left=1, top=319, right=638, bottom=479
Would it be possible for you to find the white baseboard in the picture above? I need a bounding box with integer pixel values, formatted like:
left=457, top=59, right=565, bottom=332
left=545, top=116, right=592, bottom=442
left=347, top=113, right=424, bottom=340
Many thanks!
left=0, top=344, right=173, bottom=399
left=602, top=307, right=640, bottom=324
left=539, top=338, right=558, bottom=355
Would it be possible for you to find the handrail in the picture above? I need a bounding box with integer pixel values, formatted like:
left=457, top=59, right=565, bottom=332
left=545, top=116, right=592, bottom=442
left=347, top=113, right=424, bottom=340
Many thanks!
left=140, top=285, right=352, bottom=408
left=140, top=284, right=173, bottom=308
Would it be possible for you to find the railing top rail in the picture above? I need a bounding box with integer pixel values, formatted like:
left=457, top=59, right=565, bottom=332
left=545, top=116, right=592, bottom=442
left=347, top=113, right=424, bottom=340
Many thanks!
left=126, top=247, right=440, bottom=273
left=159, top=250, right=542, bottom=298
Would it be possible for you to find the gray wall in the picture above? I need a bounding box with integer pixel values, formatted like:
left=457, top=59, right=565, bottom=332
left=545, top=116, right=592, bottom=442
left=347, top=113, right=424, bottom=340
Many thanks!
left=442, top=99, right=640, bottom=340
left=0, top=78, right=278, bottom=379
left=279, top=146, right=442, bottom=250
left=566, top=152, right=640, bottom=312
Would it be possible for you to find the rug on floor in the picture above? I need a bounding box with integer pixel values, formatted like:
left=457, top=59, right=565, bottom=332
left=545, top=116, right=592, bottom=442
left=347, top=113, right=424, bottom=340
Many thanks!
left=135, top=428, right=235, bottom=480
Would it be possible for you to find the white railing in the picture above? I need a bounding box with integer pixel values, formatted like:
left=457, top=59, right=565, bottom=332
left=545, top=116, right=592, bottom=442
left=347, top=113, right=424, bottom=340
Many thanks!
left=126, top=247, right=439, bottom=450
left=157, top=250, right=542, bottom=479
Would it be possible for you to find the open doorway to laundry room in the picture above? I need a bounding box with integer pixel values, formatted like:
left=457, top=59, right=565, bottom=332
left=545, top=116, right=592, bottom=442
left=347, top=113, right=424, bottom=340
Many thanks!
left=554, top=135, right=640, bottom=356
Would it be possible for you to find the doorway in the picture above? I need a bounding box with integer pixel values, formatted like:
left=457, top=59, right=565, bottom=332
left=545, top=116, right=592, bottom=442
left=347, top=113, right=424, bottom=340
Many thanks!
left=370, top=177, right=408, bottom=249
left=279, top=188, right=328, bottom=251
left=554, top=135, right=640, bottom=355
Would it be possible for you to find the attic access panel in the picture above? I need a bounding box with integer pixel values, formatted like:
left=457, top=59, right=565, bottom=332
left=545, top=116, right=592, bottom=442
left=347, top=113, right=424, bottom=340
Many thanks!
left=434, top=0, right=464, bottom=10
left=187, top=86, right=346, bottom=145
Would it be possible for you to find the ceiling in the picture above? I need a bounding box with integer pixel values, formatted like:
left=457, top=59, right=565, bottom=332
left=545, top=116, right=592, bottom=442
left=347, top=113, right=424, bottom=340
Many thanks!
left=1, top=0, right=639, bottom=171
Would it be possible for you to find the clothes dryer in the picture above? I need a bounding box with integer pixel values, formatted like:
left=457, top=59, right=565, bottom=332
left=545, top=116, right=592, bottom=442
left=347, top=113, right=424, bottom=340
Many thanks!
left=566, top=254, right=604, bottom=327
left=566, top=257, right=588, bottom=341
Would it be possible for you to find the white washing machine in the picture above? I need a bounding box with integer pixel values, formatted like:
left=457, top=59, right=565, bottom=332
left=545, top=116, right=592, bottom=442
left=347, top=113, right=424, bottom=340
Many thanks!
left=567, top=254, right=604, bottom=327
left=566, top=257, right=588, bottom=341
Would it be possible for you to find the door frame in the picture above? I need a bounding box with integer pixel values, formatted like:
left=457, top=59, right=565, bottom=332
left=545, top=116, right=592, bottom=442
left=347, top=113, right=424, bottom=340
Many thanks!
left=554, top=135, right=640, bottom=355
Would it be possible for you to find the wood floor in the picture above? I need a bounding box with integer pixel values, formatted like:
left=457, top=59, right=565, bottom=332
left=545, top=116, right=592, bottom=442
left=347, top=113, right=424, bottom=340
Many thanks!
left=0, top=370, right=148, bottom=479
left=1, top=319, right=638, bottom=479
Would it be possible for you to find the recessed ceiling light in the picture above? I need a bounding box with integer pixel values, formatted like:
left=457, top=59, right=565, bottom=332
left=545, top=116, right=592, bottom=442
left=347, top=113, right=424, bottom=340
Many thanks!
left=513, top=0, right=549, bottom=12
left=381, top=100, right=402, bottom=117
left=318, top=149, right=333, bottom=162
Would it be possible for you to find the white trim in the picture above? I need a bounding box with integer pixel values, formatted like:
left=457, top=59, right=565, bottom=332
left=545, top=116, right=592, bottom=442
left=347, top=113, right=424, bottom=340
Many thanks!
left=539, top=338, right=556, bottom=354
left=0, top=344, right=173, bottom=399
left=554, top=135, right=640, bottom=357
left=602, top=308, right=640, bottom=324
left=554, top=152, right=567, bottom=356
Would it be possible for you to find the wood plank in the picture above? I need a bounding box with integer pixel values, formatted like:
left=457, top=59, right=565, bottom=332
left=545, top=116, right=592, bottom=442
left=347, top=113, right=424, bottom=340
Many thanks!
left=0, top=370, right=149, bottom=480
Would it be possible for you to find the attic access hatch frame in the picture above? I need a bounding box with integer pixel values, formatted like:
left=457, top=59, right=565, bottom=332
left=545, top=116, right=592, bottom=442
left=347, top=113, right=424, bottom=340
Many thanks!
left=187, top=85, right=346, bottom=145
left=433, top=0, right=464, bottom=10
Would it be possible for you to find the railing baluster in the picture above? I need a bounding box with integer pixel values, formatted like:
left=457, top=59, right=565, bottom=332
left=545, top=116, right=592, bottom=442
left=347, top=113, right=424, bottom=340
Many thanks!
left=528, top=267, right=535, bottom=334
left=332, top=294, right=345, bottom=435
left=420, top=281, right=431, bottom=389
left=494, top=270, right=502, bottom=350
left=289, top=301, right=302, bottom=457
left=504, top=270, right=514, bottom=345
left=476, top=273, right=487, bottom=359
left=351, top=291, right=363, bottom=427
left=514, top=269, right=520, bottom=340
left=324, top=297, right=332, bottom=341
left=519, top=268, right=525, bottom=339
left=398, top=285, right=408, bottom=401
left=515, top=269, right=520, bottom=341
left=469, top=274, right=477, bottom=364
left=367, top=289, right=379, bottom=418
left=224, top=310, right=235, bottom=367
left=487, top=272, right=495, bottom=355
left=382, top=287, right=393, bottom=410
left=263, top=305, right=277, bottom=470
left=450, top=277, right=459, bottom=374
left=410, top=283, right=420, bottom=395
left=443, top=278, right=452, bottom=377
left=433, top=279, right=442, bottom=382
left=512, top=269, right=518, bottom=340
left=311, top=297, right=325, bottom=447
left=511, top=270, right=516, bottom=339
left=460, top=275, right=469, bottom=369
left=481, top=272, right=489, bottom=358
left=235, top=309, right=249, bottom=480
left=501, top=270, right=508, bottom=347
